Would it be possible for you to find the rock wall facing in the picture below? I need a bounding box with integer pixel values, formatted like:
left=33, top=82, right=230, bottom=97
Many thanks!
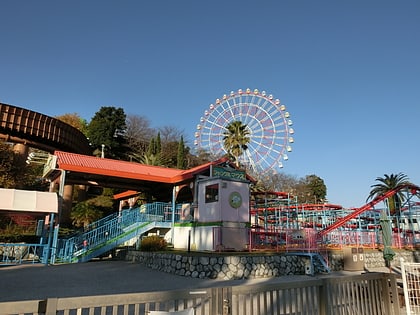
left=127, top=251, right=307, bottom=279
left=126, top=249, right=420, bottom=280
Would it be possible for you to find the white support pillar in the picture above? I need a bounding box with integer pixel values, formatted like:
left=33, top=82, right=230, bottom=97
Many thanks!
left=171, top=186, right=177, bottom=245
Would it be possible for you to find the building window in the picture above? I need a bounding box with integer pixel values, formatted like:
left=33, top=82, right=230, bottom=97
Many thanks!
left=205, top=184, right=219, bottom=203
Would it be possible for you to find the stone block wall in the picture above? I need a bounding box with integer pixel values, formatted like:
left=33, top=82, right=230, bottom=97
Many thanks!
left=126, top=249, right=420, bottom=280
left=126, top=251, right=307, bottom=280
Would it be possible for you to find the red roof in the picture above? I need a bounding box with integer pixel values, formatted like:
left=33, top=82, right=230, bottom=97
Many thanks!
left=113, top=190, right=138, bottom=200
left=54, top=151, right=231, bottom=185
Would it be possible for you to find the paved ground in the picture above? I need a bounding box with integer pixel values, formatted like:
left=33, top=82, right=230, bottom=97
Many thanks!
left=0, top=259, right=314, bottom=302
left=0, top=259, right=401, bottom=304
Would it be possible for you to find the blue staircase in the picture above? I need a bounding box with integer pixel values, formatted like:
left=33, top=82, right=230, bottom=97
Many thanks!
left=54, top=202, right=182, bottom=263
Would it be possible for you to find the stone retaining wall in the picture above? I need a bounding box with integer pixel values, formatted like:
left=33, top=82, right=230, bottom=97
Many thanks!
left=127, top=251, right=307, bottom=279
left=126, top=249, right=420, bottom=280
left=327, top=249, right=420, bottom=271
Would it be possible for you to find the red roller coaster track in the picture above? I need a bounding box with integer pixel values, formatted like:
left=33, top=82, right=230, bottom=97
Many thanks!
left=318, top=184, right=420, bottom=237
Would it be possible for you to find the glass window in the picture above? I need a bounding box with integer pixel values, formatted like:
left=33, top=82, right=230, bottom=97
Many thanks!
left=205, top=184, right=219, bottom=203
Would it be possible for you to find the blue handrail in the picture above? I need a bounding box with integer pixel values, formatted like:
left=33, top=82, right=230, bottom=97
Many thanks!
left=54, top=202, right=186, bottom=263
left=0, top=243, right=48, bottom=265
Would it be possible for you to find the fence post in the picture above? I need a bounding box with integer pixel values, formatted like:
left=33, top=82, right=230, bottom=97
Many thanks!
left=382, top=273, right=400, bottom=315
left=318, top=278, right=328, bottom=315
left=401, top=258, right=412, bottom=315
left=381, top=274, right=392, bottom=314
left=45, top=297, right=58, bottom=315
left=222, top=287, right=232, bottom=315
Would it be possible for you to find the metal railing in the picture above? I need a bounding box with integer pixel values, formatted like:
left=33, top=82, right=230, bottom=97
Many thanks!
left=0, top=272, right=400, bottom=315
left=0, top=243, right=47, bottom=265
left=55, top=202, right=184, bottom=263
left=401, top=259, right=420, bottom=315
left=250, top=227, right=420, bottom=252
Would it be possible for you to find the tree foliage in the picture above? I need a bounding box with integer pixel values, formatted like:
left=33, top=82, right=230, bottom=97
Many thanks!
left=140, top=235, right=167, bottom=251
left=0, top=141, right=45, bottom=189
left=223, top=121, right=250, bottom=167
left=187, top=148, right=213, bottom=167
left=161, top=140, right=179, bottom=168
left=140, top=153, right=163, bottom=166
left=55, top=113, right=88, bottom=135
left=304, top=175, right=327, bottom=203
left=141, top=134, right=164, bottom=166
left=70, top=191, right=114, bottom=228
left=87, top=106, right=127, bottom=159
left=158, top=125, right=185, bottom=143
left=70, top=201, right=103, bottom=228
left=177, top=136, right=187, bottom=169
left=367, top=173, right=411, bottom=216
left=251, top=172, right=327, bottom=204
left=125, top=114, right=155, bottom=158
left=140, top=129, right=191, bottom=169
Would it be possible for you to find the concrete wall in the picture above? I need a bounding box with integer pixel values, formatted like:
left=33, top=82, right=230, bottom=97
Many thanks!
left=171, top=224, right=249, bottom=252
left=173, top=177, right=250, bottom=252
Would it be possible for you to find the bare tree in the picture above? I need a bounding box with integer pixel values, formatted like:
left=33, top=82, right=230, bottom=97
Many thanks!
left=158, top=125, right=187, bottom=144
left=125, top=114, right=156, bottom=158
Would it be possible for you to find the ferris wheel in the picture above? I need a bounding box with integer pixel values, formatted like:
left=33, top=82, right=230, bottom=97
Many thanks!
left=194, top=88, right=294, bottom=174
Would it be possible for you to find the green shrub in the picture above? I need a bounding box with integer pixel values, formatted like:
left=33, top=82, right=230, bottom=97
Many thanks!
left=140, top=235, right=167, bottom=251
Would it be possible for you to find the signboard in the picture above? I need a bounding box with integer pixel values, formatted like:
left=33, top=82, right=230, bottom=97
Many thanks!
left=0, top=189, right=58, bottom=213
left=212, top=166, right=246, bottom=181
left=42, top=154, right=57, bottom=178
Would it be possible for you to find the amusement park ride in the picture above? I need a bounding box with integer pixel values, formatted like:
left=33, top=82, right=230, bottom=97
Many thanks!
left=2, top=89, right=420, bottom=266
left=195, top=88, right=420, bottom=250
left=194, top=88, right=294, bottom=174
left=249, top=185, right=420, bottom=250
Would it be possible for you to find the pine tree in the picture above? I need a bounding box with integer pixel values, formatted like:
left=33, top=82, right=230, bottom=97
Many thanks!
left=177, top=136, right=186, bottom=169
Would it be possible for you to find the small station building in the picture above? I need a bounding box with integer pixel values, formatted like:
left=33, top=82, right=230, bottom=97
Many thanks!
left=45, top=151, right=255, bottom=252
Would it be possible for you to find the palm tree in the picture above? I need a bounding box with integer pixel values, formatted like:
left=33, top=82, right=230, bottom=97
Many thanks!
left=366, top=173, right=411, bottom=216
left=70, top=201, right=103, bottom=228
left=223, top=121, right=250, bottom=167
left=140, top=153, right=162, bottom=166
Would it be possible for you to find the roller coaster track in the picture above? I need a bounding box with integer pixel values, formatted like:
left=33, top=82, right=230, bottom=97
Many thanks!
left=0, top=102, right=91, bottom=154
left=319, top=184, right=420, bottom=237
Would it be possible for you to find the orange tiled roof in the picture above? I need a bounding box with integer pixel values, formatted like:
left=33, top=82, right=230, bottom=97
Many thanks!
left=54, top=151, right=231, bottom=184
left=113, top=190, right=139, bottom=200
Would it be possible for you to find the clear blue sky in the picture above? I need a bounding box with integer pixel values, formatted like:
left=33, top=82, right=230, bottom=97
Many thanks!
left=1, top=1, right=419, bottom=208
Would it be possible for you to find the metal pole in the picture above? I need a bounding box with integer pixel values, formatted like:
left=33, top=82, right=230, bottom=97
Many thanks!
left=171, top=186, right=176, bottom=245
left=50, top=170, right=65, bottom=264
left=44, top=213, right=54, bottom=265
